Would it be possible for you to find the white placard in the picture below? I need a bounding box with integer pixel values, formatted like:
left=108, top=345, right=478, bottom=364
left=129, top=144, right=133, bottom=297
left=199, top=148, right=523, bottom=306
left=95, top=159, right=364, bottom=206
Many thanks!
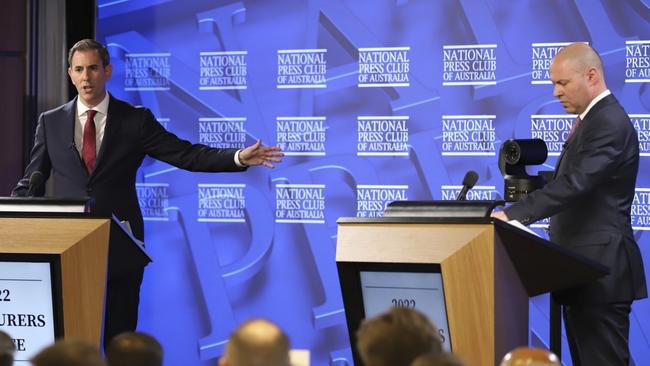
left=360, top=271, right=452, bottom=351
left=0, top=261, right=56, bottom=364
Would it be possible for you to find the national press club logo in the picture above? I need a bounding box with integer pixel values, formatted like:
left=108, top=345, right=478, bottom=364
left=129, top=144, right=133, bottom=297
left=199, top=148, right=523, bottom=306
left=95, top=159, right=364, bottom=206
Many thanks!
left=530, top=114, right=577, bottom=156
left=440, top=185, right=497, bottom=200
left=530, top=42, right=572, bottom=84
left=442, top=44, right=496, bottom=86
left=275, top=184, right=325, bottom=224
left=440, top=115, right=496, bottom=156
left=358, top=47, right=410, bottom=87
left=124, top=53, right=171, bottom=91
left=625, top=40, right=650, bottom=83
left=633, top=188, right=650, bottom=230
left=198, top=117, right=246, bottom=149
left=356, top=185, right=408, bottom=217
left=631, top=114, right=650, bottom=156
left=197, top=184, right=246, bottom=223
left=199, top=51, right=248, bottom=90
left=136, top=183, right=170, bottom=221
left=276, top=117, right=326, bottom=156
left=357, top=116, right=409, bottom=156
left=277, top=49, right=327, bottom=88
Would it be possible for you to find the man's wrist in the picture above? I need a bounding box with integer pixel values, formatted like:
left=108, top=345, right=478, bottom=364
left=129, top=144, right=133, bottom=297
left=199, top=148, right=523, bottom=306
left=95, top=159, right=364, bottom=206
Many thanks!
left=234, top=149, right=247, bottom=167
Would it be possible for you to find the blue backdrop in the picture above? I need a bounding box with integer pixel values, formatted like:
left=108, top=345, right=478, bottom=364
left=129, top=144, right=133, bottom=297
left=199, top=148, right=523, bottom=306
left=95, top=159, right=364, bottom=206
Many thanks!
left=96, top=1, right=650, bottom=365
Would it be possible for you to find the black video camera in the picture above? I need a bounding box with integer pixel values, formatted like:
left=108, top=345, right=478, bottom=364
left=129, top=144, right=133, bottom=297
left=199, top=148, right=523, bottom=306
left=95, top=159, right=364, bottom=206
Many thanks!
left=498, top=139, right=552, bottom=202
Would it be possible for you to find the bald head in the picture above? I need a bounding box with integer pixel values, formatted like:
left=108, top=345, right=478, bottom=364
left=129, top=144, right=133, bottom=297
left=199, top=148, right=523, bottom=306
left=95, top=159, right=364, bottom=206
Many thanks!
left=549, top=43, right=607, bottom=114
left=500, top=347, right=560, bottom=366
left=220, top=319, right=290, bottom=366
left=554, top=43, right=604, bottom=76
left=106, top=332, right=163, bottom=366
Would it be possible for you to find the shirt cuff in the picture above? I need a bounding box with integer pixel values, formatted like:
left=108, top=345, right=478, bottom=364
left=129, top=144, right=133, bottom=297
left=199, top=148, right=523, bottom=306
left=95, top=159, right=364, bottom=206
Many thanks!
left=234, top=149, right=246, bottom=167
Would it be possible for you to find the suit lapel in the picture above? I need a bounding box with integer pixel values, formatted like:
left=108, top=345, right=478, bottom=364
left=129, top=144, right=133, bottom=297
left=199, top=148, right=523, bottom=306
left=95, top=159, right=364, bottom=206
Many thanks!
left=552, top=95, right=616, bottom=179
left=62, top=98, right=87, bottom=172
left=63, top=98, right=76, bottom=144
left=554, top=144, right=569, bottom=178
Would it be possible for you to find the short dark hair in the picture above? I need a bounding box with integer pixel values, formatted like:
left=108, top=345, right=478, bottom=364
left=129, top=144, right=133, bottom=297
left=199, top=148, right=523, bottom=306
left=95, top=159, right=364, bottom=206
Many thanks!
left=411, top=352, right=465, bottom=366
left=356, top=307, right=443, bottom=366
left=31, top=339, right=105, bottom=366
left=68, top=39, right=110, bottom=67
left=0, top=330, right=15, bottom=366
left=106, top=332, right=163, bottom=366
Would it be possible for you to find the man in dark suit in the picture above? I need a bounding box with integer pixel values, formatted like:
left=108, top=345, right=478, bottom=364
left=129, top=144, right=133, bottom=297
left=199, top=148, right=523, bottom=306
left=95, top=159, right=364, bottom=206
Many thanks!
left=12, top=39, right=283, bottom=345
left=492, top=43, right=647, bottom=365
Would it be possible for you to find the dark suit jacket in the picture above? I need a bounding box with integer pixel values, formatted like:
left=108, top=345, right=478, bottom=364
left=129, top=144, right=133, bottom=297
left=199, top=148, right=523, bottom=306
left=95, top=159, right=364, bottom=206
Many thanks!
left=13, top=95, right=245, bottom=242
left=505, top=94, right=647, bottom=305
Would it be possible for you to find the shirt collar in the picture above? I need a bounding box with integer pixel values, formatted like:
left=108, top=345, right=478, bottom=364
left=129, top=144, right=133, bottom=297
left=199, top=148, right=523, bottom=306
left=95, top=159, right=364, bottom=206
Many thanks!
left=76, top=92, right=110, bottom=117
left=579, top=89, right=611, bottom=121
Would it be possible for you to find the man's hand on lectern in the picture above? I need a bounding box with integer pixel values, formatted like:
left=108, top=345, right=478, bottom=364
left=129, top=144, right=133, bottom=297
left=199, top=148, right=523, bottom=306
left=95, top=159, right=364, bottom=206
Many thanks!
left=491, top=211, right=509, bottom=222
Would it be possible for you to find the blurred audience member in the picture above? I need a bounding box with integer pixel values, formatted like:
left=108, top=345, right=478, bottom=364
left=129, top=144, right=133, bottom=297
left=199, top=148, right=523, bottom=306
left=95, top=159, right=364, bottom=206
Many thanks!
left=106, top=332, right=163, bottom=366
left=220, top=319, right=290, bottom=366
left=356, top=307, right=443, bottom=366
left=31, top=339, right=105, bottom=366
left=0, top=330, right=15, bottom=366
left=411, top=352, right=465, bottom=366
left=500, top=347, right=561, bottom=366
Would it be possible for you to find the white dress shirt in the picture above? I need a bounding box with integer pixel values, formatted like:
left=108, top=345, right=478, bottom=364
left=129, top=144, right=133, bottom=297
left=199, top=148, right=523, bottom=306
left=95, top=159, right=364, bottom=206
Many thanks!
left=74, top=92, right=245, bottom=166
left=74, top=92, right=110, bottom=157
left=579, top=89, right=611, bottom=121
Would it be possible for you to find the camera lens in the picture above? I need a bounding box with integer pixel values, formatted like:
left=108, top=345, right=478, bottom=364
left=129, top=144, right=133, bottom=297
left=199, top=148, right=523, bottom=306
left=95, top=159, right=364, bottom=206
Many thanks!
left=504, top=141, right=521, bottom=165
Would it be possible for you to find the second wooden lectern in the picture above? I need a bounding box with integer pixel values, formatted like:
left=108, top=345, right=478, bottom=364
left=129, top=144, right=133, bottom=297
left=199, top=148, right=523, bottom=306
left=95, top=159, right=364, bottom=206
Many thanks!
left=336, top=212, right=607, bottom=366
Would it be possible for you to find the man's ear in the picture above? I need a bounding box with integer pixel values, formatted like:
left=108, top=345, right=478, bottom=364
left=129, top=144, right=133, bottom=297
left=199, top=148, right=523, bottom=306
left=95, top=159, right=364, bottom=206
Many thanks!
left=586, top=66, right=599, bottom=83
left=67, top=67, right=74, bottom=84
left=219, top=356, right=228, bottom=366
left=105, top=63, right=113, bottom=80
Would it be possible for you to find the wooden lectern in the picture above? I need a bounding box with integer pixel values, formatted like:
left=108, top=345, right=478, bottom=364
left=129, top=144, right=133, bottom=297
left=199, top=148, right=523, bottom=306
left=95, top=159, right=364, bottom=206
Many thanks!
left=0, top=198, right=150, bottom=361
left=0, top=216, right=110, bottom=344
left=336, top=209, right=607, bottom=366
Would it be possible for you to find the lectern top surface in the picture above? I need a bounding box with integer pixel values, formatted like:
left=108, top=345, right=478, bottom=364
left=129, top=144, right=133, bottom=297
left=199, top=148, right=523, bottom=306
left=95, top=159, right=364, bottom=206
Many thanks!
left=0, top=217, right=110, bottom=253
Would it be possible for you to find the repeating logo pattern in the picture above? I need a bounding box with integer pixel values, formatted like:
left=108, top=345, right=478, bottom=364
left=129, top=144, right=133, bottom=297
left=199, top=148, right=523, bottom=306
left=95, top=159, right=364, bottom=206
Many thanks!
left=98, top=1, right=650, bottom=365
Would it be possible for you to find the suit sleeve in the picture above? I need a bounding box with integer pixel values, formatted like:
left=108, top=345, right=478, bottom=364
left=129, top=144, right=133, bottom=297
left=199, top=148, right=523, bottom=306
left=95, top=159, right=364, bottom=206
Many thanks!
left=138, top=109, right=246, bottom=172
left=505, top=113, right=634, bottom=224
left=11, top=113, right=52, bottom=196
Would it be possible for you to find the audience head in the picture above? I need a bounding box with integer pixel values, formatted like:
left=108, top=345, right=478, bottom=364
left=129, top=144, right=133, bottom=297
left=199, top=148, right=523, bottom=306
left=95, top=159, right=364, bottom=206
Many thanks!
left=220, top=319, right=290, bottom=366
left=0, top=331, right=15, bottom=366
left=411, top=352, right=465, bottom=366
left=106, top=332, right=163, bottom=366
left=500, top=347, right=560, bottom=366
left=31, top=339, right=105, bottom=366
left=356, top=307, right=443, bottom=366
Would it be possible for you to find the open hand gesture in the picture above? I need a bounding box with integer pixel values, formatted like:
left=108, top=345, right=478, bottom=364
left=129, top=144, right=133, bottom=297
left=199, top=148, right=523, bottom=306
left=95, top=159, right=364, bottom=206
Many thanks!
left=239, top=140, right=284, bottom=168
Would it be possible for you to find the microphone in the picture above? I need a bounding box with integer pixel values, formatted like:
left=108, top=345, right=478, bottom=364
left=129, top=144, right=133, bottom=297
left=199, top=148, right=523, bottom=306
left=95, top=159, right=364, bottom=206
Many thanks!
left=26, top=171, right=44, bottom=197
left=69, top=142, right=77, bottom=150
left=456, top=170, right=479, bottom=201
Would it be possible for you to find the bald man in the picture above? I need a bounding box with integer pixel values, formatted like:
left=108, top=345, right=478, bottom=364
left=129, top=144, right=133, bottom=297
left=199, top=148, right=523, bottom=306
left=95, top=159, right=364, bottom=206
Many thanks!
left=219, top=319, right=290, bottom=366
left=106, top=332, right=163, bottom=366
left=492, top=43, right=647, bottom=365
left=499, top=347, right=560, bottom=366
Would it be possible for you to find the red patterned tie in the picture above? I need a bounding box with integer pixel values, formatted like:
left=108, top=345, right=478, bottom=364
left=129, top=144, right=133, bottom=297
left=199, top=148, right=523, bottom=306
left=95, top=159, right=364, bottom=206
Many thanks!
left=566, top=116, right=582, bottom=142
left=82, top=109, right=97, bottom=175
